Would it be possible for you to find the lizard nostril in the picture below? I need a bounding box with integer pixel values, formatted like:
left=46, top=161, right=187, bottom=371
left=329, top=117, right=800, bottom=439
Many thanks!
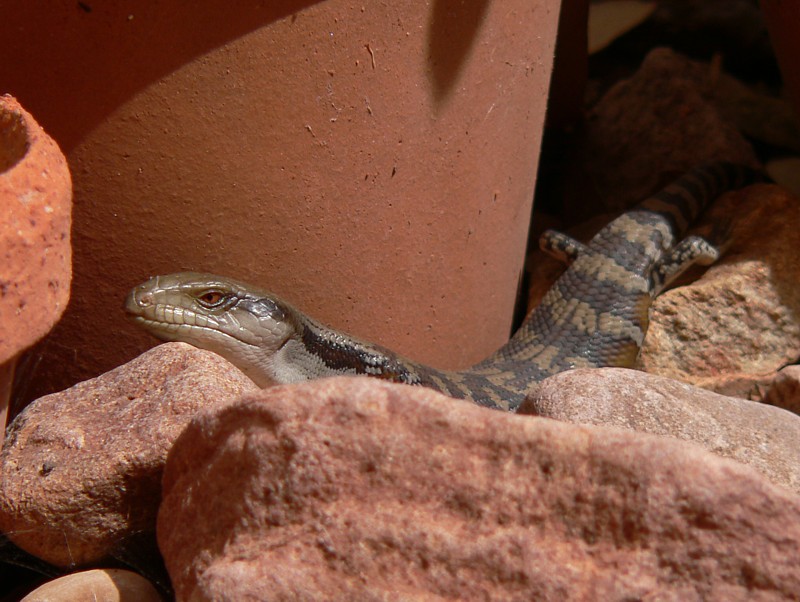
left=137, top=290, right=154, bottom=307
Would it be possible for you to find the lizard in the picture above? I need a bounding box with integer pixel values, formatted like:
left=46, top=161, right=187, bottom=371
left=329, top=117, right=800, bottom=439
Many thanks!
left=125, top=163, right=758, bottom=411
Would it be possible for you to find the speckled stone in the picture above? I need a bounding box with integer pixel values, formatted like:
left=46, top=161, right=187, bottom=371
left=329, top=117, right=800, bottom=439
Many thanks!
left=0, top=342, right=258, bottom=567
left=520, top=367, right=800, bottom=494
left=159, top=377, right=800, bottom=601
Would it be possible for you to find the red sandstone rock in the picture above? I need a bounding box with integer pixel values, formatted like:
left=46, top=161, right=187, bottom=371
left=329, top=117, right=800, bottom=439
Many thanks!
left=158, top=377, right=800, bottom=601
left=519, top=367, right=800, bottom=493
left=20, top=568, right=162, bottom=602
left=563, top=47, right=757, bottom=221
left=0, top=342, right=257, bottom=567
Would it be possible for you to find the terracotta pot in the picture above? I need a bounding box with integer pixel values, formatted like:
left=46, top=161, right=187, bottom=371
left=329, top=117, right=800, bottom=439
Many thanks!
left=0, top=95, right=72, bottom=427
left=761, top=1, right=800, bottom=118
left=1, top=1, right=559, bottom=399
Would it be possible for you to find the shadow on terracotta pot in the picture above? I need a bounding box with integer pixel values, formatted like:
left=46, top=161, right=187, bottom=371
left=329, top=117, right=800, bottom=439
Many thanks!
left=428, top=0, right=492, bottom=108
left=1, top=2, right=321, bottom=153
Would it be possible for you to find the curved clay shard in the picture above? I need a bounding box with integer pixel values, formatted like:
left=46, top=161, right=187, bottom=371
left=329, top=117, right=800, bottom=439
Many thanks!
left=0, top=94, right=72, bottom=365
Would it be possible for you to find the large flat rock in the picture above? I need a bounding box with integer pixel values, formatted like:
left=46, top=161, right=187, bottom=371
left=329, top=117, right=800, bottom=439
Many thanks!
left=158, top=377, right=800, bottom=601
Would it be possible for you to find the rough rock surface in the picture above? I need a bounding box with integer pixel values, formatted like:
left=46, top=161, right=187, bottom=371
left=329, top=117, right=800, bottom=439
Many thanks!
left=639, top=183, right=800, bottom=396
left=563, top=47, right=757, bottom=221
left=519, top=367, right=800, bottom=493
left=0, top=342, right=257, bottom=567
left=20, top=568, right=162, bottom=602
left=158, top=377, right=800, bottom=601
left=0, top=94, right=72, bottom=364
left=763, top=365, right=800, bottom=414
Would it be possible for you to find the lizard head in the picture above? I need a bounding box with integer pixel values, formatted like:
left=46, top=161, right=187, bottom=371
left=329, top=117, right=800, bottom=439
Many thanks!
left=124, top=272, right=298, bottom=386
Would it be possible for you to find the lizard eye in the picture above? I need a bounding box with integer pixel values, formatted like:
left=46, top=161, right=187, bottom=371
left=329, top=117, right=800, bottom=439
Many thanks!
left=196, top=290, right=228, bottom=308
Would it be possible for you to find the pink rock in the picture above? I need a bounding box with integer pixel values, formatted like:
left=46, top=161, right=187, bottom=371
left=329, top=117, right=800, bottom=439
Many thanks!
left=158, top=377, right=800, bottom=600
left=0, top=342, right=257, bottom=567
left=20, top=568, right=162, bottom=602
left=519, top=367, right=800, bottom=493
left=563, top=47, right=757, bottom=221
left=639, top=183, right=800, bottom=397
